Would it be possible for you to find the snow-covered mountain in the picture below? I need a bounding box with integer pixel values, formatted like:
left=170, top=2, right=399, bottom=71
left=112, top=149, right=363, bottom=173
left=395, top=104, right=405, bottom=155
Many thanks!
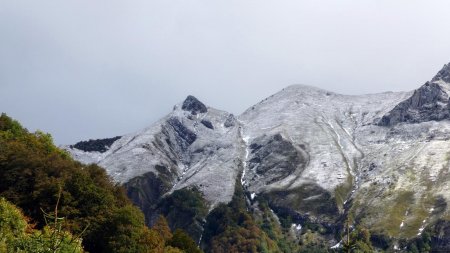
left=69, top=95, right=243, bottom=209
left=66, top=63, right=450, bottom=249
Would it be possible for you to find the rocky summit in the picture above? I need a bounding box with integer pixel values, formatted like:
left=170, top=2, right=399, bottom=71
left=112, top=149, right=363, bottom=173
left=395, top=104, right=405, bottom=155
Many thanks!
left=379, top=64, right=450, bottom=126
left=66, top=63, right=450, bottom=251
left=182, top=95, right=208, bottom=115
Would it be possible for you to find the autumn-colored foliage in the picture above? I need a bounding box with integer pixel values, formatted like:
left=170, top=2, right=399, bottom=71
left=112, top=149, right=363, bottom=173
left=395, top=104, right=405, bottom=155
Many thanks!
left=0, top=113, right=199, bottom=253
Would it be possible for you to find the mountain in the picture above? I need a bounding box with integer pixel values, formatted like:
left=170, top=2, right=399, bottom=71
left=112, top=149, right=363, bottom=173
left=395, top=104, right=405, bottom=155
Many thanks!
left=66, top=63, right=450, bottom=252
left=379, top=64, right=450, bottom=126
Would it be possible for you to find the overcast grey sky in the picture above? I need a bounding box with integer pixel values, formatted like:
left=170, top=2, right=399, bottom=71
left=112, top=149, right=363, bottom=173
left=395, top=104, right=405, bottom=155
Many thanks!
left=1, top=0, right=450, bottom=144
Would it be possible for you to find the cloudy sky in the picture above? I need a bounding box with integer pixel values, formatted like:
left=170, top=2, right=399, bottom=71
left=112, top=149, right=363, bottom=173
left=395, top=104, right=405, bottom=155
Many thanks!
left=1, top=0, right=450, bottom=144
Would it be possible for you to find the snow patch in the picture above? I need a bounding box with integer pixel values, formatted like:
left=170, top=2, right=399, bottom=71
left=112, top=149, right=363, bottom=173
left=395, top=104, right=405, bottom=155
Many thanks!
left=239, top=126, right=251, bottom=186
left=331, top=241, right=342, bottom=249
left=291, top=223, right=302, bottom=231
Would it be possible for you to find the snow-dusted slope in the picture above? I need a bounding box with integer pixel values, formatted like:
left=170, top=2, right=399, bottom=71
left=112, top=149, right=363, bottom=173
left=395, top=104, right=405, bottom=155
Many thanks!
left=67, top=96, right=242, bottom=208
left=239, top=84, right=410, bottom=192
left=237, top=81, right=450, bottom=237
left=66, top=63, right=450, bottom=243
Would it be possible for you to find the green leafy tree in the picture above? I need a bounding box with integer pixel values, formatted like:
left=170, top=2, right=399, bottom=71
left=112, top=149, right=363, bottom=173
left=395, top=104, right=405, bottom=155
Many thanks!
left=169, top=229, right=203, bottom=253
left=0, top=114, right=132, bottom=252
left=158, top=187, right=208, bottom=241
left=0, top=197, right=28, bottom=252
left=163, top=246, right=183, bottom=253
left=203, top=177, right=282, bottom=253
left=17, top=226, right=84, bottom=253
left=103, top=205, right=149, bottom=253
left=0, top=114, right=232, bottom=253
left=341, top=220, right=373, bottom=253
left=0, top=197, right=83, bottom=253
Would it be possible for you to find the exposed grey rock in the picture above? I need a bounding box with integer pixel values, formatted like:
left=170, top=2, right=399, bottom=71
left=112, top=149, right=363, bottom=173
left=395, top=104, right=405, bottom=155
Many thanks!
left=166, top=117, right=197, bottom=152
left=431, top=220, right=450, bottom=251
left=70, top=136, right=121, bottom=153
left=432, top=63, right=450, bottom=83
left=379, top=63, right=450, bottom=126
left=379, top=82, right=450, bottom=126
left=201, top=119, right=214, bottom=129
left=224, top=114, right=236, bottom=128
left=182, top=95, right=207, bottom=115
left=263, top=183, right=340, bottom=223
left=124, top=168, right=174, bottom=225
left=246, top=133, right=308, bottom=187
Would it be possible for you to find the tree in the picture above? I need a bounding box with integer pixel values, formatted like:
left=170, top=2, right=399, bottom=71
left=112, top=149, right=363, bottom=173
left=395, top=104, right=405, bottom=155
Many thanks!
left=169, top=229, right=202, bottom=253
left=0, top=114, right=129, bottom=252
left=0, top=114, right=200, bottom=253
left=157, top=187, right=208, bottom=242
left=202, top=179, right=281, bottom=253
left=341, top=219, right=373, bottom=253
left=153, top=215, right=173, bottom=241
left=139, top=228, right=165, bottom=253
left=103, top=205, right=148, bottom=253
left=18, top=226, right=84, bottom=253
left=0, top=197, right=83, bottom=253
left=0, top=197, right=28, bottom=252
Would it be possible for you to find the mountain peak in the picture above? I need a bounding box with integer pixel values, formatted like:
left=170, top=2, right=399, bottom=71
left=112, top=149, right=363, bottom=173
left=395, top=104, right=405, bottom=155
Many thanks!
left=431, top=63, right=450, bottom=83
left=378, top=62, right=450, bottom=126
left=283, top=84, right=332, bottom=94
left=181, top=95, right=207, bottom=115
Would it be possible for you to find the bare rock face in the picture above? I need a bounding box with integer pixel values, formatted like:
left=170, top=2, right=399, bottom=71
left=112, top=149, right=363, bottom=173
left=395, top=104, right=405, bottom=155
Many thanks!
left=70, top=136, right=121, bottom=153
left=200, top=119, right=214, bottom=129
left=379, top=64, right=450, bottom=126
left=431, top=220, right=450, bottom=251
left=124, top=169, right=174, bottom=225
left=181, top=95, right=207, bottom=115
left=223, top=114, right=236, bottom=128
left=246, top=133, right=308, bottom=187
left=166, top=117, right=197, bottom=154
left=432, top=63, right=450, bottom=83
left=263, top=183, right=340, bottom=223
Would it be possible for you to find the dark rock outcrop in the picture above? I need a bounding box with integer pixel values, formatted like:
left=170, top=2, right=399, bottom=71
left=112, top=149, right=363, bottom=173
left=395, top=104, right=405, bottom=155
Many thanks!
left=166, top=117, right=197, bottom=151
left=70, top=136, right=121, bottom=153
left=201, top=119, right=214, bottom=129
left=159, top=117, right=197, bottom=165
left=432, top=63, right=450, bottom=83
left=263, top=183, right=340, bottom=223
left=378, top=64, right=450, bottom=126
left=224, top=114, right=236, bottom=128
left=182, top=95, right=207, bottom=115
left=124, top=167, right=174, bottom=226
left=156, top=187, right=208, bottom=242
left=247, top=133, right=308, bottom=184
left=431, top=220, right=450, bottom=252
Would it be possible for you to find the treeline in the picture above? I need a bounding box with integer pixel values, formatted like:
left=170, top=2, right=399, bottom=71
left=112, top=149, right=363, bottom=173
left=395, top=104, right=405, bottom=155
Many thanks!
left=0, top=113, right=200, bottom=253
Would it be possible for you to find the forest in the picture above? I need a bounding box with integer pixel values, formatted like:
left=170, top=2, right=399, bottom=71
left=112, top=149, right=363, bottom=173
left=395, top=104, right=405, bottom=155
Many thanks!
left=0, top=113, right=199, bottom=253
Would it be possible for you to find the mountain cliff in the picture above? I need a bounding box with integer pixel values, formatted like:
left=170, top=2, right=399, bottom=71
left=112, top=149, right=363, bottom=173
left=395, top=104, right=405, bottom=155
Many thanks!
left=379, top=64, right=450, bottom=126
left=66, top=63, right=450, bottom=252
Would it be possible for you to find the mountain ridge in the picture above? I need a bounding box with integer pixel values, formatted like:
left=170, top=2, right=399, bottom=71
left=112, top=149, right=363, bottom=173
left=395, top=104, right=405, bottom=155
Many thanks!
left=65, top=62, right=450, bottom=251
left=379, top=64, right=450, bottom=126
